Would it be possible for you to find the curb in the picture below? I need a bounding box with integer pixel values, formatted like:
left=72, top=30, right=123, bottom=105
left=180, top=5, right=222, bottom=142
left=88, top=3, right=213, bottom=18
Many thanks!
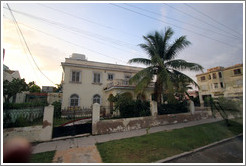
left=155, top=133, right=243, bottom=163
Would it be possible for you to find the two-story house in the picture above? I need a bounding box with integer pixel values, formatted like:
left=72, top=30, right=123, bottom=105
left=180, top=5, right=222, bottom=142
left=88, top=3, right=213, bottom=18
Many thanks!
left=196, top=64, right=243, bottom=106
left=61, top=53, right=154, bottom=115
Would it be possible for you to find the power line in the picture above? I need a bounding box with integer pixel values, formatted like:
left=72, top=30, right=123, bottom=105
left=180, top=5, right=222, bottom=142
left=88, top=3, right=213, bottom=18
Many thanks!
left=6, top=3, right=56, bottom=86
left=3, top=6, right=147, bottom=59
left=110, top=3, right=237, bottom=47
left=3, top=6, right=138, bottom=49
left=124, top=3, right=241, bottom=40
left=37, top=3, right=141, bottom=40
left=4, top=15, right=129, bottom=64
left=3, top=15, right=42, bottom=84
left=184, top=3, right=242, bottom=37
left=163, top=3, right=242, bottom=39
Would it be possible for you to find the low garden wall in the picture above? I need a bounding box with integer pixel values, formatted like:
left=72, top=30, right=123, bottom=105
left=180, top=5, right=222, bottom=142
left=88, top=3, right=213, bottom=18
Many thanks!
left=93, top=111, right=212, bottom=135
left=3, top=126, right=43, bottom=143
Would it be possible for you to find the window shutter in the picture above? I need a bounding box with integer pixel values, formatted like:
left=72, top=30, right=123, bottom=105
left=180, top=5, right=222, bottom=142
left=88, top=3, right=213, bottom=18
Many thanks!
left=70, top=70, right=72, bottom=82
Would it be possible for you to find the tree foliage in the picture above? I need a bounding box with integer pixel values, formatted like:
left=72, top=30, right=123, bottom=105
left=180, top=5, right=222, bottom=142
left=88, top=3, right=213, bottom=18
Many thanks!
left=128, top=27, right=203, bottom=106
left=3, top=78, right=28, bottom=103
left=28, top=81, right=41, bottom=93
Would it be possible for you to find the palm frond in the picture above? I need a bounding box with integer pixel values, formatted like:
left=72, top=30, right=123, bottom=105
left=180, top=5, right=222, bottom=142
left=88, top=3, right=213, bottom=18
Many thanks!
left=171, top=69, right=199, bottom=87
left=165, top=59, right=204, bottom=71
left=165, top=36, right=191, bottom=60
left=128, top=58, right=152, bottom=66
left=129, top=66, right=153, bottom=85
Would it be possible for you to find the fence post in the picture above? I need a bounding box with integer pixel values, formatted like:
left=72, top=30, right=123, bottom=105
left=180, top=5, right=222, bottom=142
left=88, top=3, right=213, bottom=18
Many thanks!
left=39, top=105, right=54, bottom=141
left=150, top=101, right=158, bottom=116
left=189, top=100, right=195, bottom=115
left=92, top=103, right=100, bottom=135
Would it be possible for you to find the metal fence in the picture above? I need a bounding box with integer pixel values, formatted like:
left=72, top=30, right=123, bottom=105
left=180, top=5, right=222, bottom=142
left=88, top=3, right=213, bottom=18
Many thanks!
left=3, top=107, right=44, bottom=128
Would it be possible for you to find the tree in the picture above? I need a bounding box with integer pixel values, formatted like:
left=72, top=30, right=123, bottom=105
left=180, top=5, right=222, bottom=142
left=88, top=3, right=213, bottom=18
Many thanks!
left=128, top=27, right=203, bottom=106
left=28, top=81, right=41, bottom=93
left=55, top=83, right=63, bottom=92
left=3, top=78, right=28, bottom=103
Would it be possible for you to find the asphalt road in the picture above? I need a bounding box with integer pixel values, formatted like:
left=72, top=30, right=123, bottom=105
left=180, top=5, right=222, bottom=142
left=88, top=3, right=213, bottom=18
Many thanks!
left=166, top=135, right=243, bottom=163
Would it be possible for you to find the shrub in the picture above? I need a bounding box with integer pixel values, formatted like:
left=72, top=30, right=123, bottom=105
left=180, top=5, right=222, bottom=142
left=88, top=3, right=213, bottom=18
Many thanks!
left=158, top=100, right=188, bottom=115
left=52, top=101, right=62, bottom=118
left=112, top=94, right=151, bottom=118
left=3, top=101, right=48, bottom=110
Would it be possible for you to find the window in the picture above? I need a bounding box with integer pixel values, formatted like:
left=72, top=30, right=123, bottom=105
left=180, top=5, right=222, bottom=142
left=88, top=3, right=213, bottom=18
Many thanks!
left=219, top=72, right=222, bottom=78
left=108, top=73, right=114, bottom=80
left=124, top=74, right=131, bottom=80
left=71, top=71, right=81, bottom=83
left=93, top=73, right=101, bottom=83
left=212, top=73, right=217, bottom=79
left=214, top=83, right=218, bottom=89
left=208, top=75, right=211, bottom=80
left=70, top=94, right=79, bottom=107
left=201, top=76, right=206, bottom=81
left=220, top=82, right=224, bottom=88
left=234, top=69, right=241, bottom=75
left=93, top=94, right=100, bottom=104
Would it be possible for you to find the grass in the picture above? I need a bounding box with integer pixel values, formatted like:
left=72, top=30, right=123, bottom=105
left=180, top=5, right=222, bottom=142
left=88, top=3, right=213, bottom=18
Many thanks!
left=30, top=151, right=56, bottom=163
left=96, top=119, right=243, bottom=163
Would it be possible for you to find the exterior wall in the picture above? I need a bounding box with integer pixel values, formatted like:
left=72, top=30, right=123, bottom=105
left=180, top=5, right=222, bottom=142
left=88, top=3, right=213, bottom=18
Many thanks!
left=61, top=58, right=144, bottom=109
left=3, top=70, right=20, bottom=81
left=47, top=93, right=62, bottom=104
left=93, top=112, right=212, bottom=135
left=42, top=86, right=55, bottom=93
left=196, top=64, right=243, bottom=105
left=3, top=126, right=43, bottom=143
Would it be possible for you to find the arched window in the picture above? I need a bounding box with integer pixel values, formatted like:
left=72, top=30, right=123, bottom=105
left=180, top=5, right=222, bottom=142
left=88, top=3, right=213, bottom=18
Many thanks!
left=93, top=94, right=101, bottom=104
left=70, top=94, right=79, bottom=107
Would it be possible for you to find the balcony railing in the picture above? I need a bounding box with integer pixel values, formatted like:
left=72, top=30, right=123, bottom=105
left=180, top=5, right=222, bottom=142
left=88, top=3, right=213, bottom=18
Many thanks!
left=105, top=79, right=155, bottom=90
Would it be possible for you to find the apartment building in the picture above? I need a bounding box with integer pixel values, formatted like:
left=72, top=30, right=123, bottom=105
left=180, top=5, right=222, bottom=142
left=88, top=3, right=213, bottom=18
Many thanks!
left=196, top=64, right=243, bottom=106
left=61, top=53, right=154, bottom=114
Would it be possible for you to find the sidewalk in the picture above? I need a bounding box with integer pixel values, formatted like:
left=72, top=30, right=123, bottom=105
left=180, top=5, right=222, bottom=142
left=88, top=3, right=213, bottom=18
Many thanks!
left=32, top=117, right=222, bottom=163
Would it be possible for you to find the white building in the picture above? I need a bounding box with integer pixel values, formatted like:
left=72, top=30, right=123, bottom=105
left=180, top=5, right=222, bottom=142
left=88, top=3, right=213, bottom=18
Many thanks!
left=61, top=53, right=154, bottom=114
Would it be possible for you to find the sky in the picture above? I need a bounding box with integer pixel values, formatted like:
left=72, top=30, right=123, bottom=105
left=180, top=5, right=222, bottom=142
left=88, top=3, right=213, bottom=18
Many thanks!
left=1, top=1, right=244, bottom=88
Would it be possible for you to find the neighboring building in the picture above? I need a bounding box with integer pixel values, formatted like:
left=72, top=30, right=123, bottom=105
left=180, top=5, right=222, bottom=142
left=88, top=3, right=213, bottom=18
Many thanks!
left=3, top=64, right=26, bottom=103
left=3, top=64, right=21, bottom=82
left=61, top=53, right=154, bottom=114
left=196, top=64, right=243, bottom=106
left=42, top=86, right=56, bottom=93
left=47, top=93, right=63, bottom=104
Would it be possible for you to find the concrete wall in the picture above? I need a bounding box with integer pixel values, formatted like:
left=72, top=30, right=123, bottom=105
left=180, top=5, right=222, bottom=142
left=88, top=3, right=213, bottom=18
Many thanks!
left=47, top=93, right=62, bottom=104
left=93, top=112, right=212, bottom=135
left=3, top=126, right=43, bottom=143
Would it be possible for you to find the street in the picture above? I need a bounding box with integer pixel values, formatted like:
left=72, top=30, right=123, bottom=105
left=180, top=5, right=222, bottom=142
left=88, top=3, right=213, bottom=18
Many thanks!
left=166, top=135, right=243, bottom=163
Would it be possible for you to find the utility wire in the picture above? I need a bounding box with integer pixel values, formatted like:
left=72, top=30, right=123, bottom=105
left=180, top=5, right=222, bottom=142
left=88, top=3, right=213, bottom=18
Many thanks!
left=3, top=6, right=147, bottom=60
left=3, top=15, right=42, bottom=84
left=124, top=3, right=241, bottom=40
left=3, top=6, right=138, bottom=49
left=184, top=3, right=242, bottom=37
left=37, top=3, right=141, bottom=39
left=163, top=3, right=242, bottom=39
left=6, top=3, right=56, bottom=86
left=110, top=3, right=236, bottom=47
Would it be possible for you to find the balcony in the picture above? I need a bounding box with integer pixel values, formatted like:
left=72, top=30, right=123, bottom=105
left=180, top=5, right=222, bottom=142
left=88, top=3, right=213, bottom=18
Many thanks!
left=104, top=79, right=155, bottom=90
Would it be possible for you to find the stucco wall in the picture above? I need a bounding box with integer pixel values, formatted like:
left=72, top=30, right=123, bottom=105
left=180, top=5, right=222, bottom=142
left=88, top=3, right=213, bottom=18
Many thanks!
left=61, top=59, right=143, bottom=109
left=3, top=126, right=43, bottom=143
left=93, top=112, right=212, bottom=135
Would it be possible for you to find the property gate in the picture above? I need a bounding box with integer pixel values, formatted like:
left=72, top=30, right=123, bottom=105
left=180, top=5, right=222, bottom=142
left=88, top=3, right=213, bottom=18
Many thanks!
left=52, top=107, right=92, bottom=138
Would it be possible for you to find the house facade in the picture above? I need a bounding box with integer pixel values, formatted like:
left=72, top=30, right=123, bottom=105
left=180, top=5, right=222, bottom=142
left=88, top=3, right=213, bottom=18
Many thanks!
left=196, top=64, right=243, bottom=106
left=61, top=53, right=154, bottom=114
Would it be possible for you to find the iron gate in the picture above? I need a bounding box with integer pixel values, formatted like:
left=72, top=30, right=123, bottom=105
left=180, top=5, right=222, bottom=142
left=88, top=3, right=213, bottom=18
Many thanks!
left=52, top=107, right=92, bottom=138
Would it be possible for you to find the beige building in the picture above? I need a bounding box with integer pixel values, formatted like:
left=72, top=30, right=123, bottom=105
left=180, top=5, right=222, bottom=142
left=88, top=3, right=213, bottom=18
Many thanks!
left=196, top=64, right=243, bottom=106
left=61, top=53, right=154, bottom=114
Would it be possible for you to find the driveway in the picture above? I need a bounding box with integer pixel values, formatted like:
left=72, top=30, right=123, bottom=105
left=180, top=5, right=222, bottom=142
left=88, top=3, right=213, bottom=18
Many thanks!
left=166, top=135, right=243, bottom=163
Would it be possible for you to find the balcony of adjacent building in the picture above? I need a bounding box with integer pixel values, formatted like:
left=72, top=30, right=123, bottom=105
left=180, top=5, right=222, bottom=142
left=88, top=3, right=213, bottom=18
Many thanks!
left=104, top=79, right=155, bottom=91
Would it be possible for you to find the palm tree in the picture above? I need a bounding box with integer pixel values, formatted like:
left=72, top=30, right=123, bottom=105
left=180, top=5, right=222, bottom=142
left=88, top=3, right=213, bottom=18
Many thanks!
left=128, top=27, right=203, bottom=106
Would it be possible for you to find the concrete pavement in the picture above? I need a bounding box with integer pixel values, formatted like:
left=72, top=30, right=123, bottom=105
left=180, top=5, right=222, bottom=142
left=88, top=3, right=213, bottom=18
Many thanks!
left=32, top=117, right=222, bottom=163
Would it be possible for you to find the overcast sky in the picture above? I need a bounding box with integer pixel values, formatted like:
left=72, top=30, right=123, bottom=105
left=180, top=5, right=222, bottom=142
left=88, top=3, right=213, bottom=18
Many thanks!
left=2, top=2, right=244, bottom=87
